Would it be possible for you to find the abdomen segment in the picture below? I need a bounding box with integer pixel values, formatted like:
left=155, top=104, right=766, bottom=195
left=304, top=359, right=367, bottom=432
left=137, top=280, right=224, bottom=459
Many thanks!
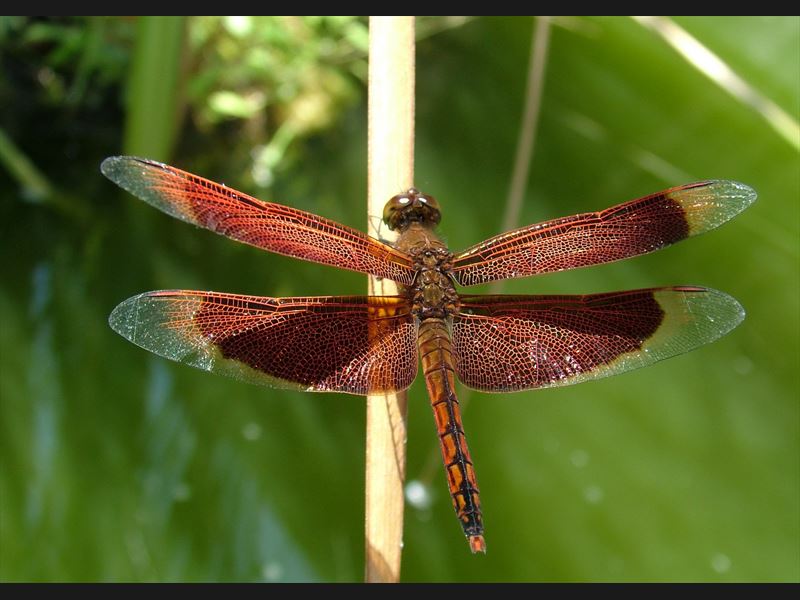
left=418, top=318, right=485, bottom=553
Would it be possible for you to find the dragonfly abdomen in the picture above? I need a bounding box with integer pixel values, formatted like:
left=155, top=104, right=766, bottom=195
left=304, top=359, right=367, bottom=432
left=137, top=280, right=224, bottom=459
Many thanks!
left=418, top=318, right=485, bottom=553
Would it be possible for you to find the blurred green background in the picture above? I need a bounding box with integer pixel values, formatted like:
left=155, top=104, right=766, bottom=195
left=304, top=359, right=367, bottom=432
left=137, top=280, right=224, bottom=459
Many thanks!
left=1, top=16, right=797, bottom=582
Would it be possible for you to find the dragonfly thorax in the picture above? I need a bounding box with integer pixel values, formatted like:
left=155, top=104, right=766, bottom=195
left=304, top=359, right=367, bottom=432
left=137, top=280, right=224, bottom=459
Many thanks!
left=409, top=245, right=459, bottom=319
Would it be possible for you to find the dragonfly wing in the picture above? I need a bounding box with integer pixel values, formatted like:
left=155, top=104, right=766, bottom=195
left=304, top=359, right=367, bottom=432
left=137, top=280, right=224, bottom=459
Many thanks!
left=102, top=156, right=416, bottom=284
left=452, top=287, right=744, bottom=392
left=110, top=291, right=418, bottom=394
left=452, top=181, right=755, bottom=286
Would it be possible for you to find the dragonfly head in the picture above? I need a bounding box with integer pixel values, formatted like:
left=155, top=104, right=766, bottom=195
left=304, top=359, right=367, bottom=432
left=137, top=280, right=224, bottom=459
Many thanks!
left=383, top=188, right=441, bottom=232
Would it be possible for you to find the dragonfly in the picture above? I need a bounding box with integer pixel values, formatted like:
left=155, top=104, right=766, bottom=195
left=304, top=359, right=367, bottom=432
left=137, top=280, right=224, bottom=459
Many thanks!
left=102, top=156, right=755, bottom=554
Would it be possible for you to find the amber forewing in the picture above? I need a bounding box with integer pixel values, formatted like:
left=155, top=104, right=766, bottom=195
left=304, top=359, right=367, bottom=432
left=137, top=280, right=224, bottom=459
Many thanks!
left=452, top=181, right=755, bottom=286
left=101, top=157, right=416, bottom=285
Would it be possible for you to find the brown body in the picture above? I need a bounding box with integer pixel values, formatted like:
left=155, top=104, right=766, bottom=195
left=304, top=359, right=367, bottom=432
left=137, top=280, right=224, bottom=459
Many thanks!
left=389, top=195, right=486, bottom=553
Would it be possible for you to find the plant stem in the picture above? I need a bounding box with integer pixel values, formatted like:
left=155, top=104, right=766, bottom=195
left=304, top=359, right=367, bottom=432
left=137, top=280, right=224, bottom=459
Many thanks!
left=491, top=16, right=551, bottom=294
left=365, top=15, right=415, bottom=584
left=123, top=16, right=186, bottom=160
left=0, top=128, right=53, bottom=201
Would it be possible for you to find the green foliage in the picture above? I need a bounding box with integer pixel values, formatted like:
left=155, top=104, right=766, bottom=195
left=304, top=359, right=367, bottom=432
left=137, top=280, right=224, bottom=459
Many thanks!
left=0, top=16, right=797, bottom=582
left=123, top=17, right=186, bottom=160
left=183, top=16, right=368, bottom=187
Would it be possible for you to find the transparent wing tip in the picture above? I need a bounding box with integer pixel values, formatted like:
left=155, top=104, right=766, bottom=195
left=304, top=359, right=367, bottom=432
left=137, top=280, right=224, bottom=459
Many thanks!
left=673, top=180, right=756, bottom=235
left=101, top=156, right=166, bottom=185
left=101, top=155, right=133, bottom=180
left=666, top=286, right=747, bottom=341
left=710, top=179, right=757, bottom=205
left=703, top=286, right=746, bottom=337
left=100, top=155, right=123, bottom=179
left=108, top=292, right=146, bottom=343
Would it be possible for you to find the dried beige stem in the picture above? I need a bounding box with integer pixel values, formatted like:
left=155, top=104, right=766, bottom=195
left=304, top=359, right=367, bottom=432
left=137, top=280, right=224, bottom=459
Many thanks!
left=365, top=15, right=415, bottom=584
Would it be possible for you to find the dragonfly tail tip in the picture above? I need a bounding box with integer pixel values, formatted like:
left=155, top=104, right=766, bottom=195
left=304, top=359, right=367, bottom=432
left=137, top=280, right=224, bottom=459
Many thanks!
left=469, top=535, right=487, bottom=554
